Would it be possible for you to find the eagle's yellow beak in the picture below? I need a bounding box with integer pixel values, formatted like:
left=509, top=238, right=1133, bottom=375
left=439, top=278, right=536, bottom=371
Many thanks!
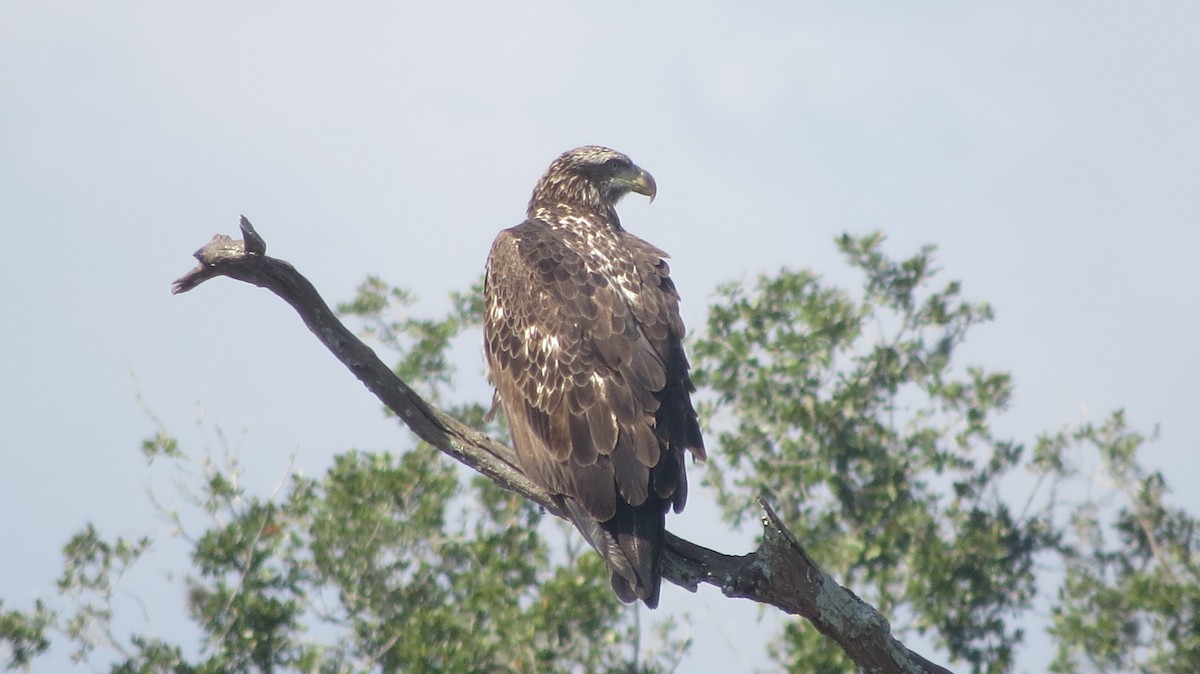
left=626, top=168, right=657, bottom=204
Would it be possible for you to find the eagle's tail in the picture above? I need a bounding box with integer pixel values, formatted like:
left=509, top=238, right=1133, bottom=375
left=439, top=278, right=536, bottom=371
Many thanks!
left=564, top=497, right=665, bottom=609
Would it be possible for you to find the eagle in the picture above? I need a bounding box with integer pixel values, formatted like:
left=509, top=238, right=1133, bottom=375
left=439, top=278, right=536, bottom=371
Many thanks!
left=483, top=146, right=706, bottom=608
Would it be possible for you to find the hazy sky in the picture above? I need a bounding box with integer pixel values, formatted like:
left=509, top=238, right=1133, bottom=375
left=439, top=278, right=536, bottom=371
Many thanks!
left=2, top=3, right=1197, bottom=671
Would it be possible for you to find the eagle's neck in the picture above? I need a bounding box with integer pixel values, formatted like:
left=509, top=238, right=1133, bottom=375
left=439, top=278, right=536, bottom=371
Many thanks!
left=528, top=201, right=623, bottom=233
left=528, top=171, right=624, bottom=231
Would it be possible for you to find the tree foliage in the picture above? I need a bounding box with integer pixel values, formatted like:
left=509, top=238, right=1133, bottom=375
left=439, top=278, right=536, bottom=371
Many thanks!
left=691, top=233, right=1053, bottom=672
left=2, top=233, right=1196, bottom=673
left=1044, top=414, right=1200, bottom=673
left=688, top=234, right=1198, bottom=672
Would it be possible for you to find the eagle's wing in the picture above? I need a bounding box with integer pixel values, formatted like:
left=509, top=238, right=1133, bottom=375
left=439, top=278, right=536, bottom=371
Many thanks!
left=484, top=220, right=699, bottom=605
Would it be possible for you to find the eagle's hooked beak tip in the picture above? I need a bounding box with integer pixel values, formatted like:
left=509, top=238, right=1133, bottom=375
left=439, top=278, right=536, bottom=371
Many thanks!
left=631, top=169, right=657, bottom=204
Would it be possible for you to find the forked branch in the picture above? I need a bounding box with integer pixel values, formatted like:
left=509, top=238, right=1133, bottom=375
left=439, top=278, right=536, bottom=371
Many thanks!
left=172, top=217, right=954, bottom=674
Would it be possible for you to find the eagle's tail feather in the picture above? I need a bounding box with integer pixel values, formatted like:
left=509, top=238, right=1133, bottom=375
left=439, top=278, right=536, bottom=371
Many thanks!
left=564, top=498, right=664, bottom=609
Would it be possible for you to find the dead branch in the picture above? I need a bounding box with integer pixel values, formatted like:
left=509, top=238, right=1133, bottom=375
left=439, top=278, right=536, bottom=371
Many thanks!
left=172, top=217, right=954, bottom=674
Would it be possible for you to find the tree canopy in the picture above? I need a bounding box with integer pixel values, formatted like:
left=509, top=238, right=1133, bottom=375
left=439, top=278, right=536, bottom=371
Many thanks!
left=2, top=231, right=1195, bottom=673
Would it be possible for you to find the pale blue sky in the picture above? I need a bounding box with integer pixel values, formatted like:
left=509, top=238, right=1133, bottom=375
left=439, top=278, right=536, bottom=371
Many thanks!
left=2, top=3, right=1197, bottom=671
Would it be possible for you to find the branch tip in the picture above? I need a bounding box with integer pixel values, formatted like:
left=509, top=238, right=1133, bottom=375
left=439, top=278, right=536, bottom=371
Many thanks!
left=240, top=216, right=266, bottom=255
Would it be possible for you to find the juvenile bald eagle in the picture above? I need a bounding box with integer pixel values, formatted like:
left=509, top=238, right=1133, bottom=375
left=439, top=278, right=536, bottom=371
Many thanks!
left=484, top=146, right=705, bottom=608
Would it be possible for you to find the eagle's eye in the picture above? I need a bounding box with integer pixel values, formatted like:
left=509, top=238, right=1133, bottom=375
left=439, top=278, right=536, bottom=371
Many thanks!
left=603, top=157, right=625, bottom=171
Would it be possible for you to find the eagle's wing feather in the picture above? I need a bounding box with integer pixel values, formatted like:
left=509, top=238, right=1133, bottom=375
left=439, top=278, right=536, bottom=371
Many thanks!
left=485, top=222, right=672, bottom=513
left=486, top=218, right=695, bottom=606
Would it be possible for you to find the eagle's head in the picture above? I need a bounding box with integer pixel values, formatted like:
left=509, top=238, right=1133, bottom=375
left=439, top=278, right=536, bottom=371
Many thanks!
left=528, top=146, right=657, bottom=224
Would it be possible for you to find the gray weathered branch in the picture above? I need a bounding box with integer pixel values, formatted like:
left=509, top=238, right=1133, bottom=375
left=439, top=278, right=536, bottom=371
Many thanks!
left=172, top=217, right=954, bottom=674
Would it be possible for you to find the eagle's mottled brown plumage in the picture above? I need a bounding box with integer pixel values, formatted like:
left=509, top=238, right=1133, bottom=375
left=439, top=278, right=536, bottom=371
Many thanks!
left=483, top=146, right=706, bottom=608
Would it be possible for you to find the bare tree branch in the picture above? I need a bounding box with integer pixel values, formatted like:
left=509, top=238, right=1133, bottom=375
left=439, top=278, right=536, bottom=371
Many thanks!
left=172, top=217, right=955, bottom=674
